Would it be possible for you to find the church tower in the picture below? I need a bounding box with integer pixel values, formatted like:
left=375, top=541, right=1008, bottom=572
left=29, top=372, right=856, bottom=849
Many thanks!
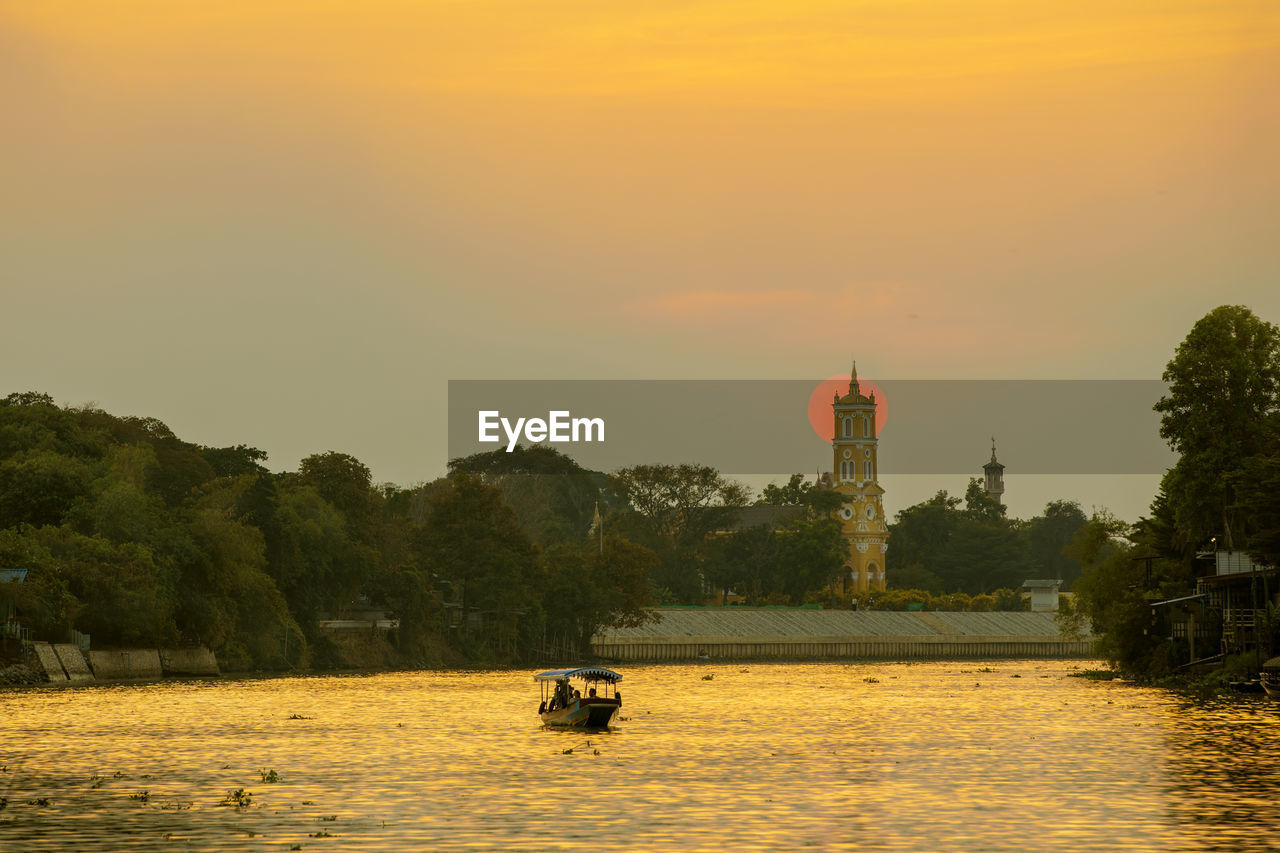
left=831, top=362, right=888, bottom=592
left=983, top=438, right=1005, bottom=505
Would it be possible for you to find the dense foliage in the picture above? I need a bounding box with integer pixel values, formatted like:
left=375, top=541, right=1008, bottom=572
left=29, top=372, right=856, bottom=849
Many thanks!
left=1071, top=306, right=1280, bottom=679
left=0, top=397, right=659, bottom=669
left=886, top=483, right=1089, bottom=594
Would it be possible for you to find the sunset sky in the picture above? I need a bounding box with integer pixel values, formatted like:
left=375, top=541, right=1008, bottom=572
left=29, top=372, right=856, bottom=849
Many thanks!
left=3, top=1, right=1277, bottom=519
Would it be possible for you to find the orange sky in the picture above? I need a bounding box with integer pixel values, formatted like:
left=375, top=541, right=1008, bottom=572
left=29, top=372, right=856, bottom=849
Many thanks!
left=2, top=0, right=1277, bottom=516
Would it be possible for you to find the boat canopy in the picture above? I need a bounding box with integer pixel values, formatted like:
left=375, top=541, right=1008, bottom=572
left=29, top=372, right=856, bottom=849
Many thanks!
left=533, top=667, right=622, bottom=684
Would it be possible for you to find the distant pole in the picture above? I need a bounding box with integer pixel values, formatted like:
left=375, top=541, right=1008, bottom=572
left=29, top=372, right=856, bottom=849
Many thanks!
left=591, top=501, right=603, bottom=554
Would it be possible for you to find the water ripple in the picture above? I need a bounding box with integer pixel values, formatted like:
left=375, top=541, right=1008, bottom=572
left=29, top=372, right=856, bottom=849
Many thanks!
left=2, top=661, right=1278, bottom=850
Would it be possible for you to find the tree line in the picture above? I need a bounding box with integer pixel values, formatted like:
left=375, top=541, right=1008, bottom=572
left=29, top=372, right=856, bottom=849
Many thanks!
left=887, top=480, right=1090, bottom=595
left=2, top=376, right=1144, bottom=671
left=0, top=403, right=660, bottom=669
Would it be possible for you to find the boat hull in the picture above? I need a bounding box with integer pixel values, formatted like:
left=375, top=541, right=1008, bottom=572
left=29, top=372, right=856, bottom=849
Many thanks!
left=1263, top=672, right=1280, bottom=698
left=540, top=698, right=620, bottom=728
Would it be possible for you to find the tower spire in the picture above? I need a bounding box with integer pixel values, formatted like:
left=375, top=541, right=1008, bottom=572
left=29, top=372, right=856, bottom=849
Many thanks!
left=849, top=360, right=860, bottom=396
left=991, top=436, right=997, bottom=463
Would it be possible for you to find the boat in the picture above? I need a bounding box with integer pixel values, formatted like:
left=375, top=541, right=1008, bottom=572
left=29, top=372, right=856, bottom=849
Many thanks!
left=1262, top=657, right=1280, bottom=698
left=534, top=667, right=623, bottom=727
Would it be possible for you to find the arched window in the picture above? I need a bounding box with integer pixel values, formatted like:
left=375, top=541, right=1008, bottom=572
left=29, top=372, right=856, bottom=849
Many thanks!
left=863, top=416, right=870, bottom=437
left=864, top=460, right=873, bottom=480
left=843, top=417, right=853, bottom=438
left=839, top=461, right=849, bottom=481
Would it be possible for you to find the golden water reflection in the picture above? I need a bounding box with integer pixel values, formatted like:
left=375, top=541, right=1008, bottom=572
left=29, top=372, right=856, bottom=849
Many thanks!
left=2, top=661, right=1278, bottom=851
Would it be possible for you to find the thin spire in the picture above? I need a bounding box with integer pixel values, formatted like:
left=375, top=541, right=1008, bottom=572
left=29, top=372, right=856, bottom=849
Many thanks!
left=849, top=359, right=860, bottom=396
left=990, top=437, right=998, bottom=462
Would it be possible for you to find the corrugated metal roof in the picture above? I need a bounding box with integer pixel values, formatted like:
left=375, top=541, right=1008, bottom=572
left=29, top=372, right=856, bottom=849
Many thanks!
left=595, top=608, right=1073, bottom=640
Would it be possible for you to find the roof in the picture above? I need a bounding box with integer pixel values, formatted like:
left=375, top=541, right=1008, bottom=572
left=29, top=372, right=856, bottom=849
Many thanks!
left=0, top=568, right=27, bottom=583
left=534, top=667, right=622, bottom=683
left=1022, top=579, right=1061, bottom=590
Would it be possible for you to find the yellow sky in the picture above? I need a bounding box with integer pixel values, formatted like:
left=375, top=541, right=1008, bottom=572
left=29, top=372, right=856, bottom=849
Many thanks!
left=2, top=0, right=1278, bottom=514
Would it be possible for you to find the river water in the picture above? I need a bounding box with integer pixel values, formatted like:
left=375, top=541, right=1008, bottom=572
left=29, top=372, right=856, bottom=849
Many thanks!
left=1, top=660, right=1277, bottom=851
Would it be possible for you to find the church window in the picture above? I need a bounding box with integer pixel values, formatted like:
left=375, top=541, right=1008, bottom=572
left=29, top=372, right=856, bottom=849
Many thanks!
left=864, top=460, right=873, bottom=480
left=863, top=416, right=870, bottom=437
left=843, top=417, right=853, bottom=438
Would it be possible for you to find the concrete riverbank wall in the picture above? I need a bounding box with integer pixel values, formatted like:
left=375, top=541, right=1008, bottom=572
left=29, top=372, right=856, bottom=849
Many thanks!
left=593, top=609, right=1094, bottom=661
left=24, top=643, right=219, bottom=683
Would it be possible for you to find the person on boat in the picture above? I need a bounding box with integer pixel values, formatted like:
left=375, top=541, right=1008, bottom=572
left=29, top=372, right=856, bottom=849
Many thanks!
left=588, top=688, right=597, bottom=698
left=615, top=689, right=621, bottom=706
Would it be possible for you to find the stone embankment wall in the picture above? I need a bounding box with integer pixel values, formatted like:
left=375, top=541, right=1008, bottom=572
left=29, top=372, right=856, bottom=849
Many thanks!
left=55, top=644, right=95, bottom=682
left=87, top=649, right=164, bottom=680
left=22, top=644, right=219, bottom=684
left=159, top=647, right=220, bottom=676
left=594, top=609, right=1094, bottom=661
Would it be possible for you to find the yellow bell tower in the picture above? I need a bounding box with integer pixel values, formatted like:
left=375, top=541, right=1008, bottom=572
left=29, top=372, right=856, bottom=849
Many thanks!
left=831, top=362, right=888, bottom=592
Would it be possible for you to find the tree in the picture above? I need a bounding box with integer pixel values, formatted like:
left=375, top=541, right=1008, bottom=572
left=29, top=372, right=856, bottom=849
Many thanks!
left=0, top=451, right=93, bottom=529
left=201, top=444, right=269, bottom=478
left=1068, top=510, right=1188, bottom=675
left=888, top=490, right=960, bottom=574
left=964, top=478, right=1005, bottom=521
left=1025, top=500, right=1089, bottom=588
left=706, top=524, right=776, bottom=604
left=448, top=445, right=609, bottom=546
left=772, top=518, right=848, bottom=602
left=1233, top=420, right=1280, bottom=568
left=540, top=536, right=657, bottom=656
left=296, top=452, right=378, bottom=537
left=419, top=472, right=537, bottom=626
left=607, top=464, right=749, bottom=602
left=888, top=488, right=1026, bottom=593
left=1154, top=305, right=1280, bottom=551
left=935, top=516, right=1027, bottom=593
left=757, top=473, right=844, bottom=513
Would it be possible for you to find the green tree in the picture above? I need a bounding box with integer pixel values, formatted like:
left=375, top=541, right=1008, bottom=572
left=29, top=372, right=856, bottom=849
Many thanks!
left=0, top=451, right=93, bottom=529
left=448, top=445, right=609, bottom=546
left=773, top=517, right=848, bottom=602
left=607, top=464, right=749, bottom=602
left=1233, top=424, right=1280, bottom=568
left=887, top=490, right=960, bottom=578
left=757, top=473, right=844, bottom=513
left=1154, top=305, right=1280, bottom=551
left=539, top=536, right=658, bottom=656
left=3, top=525, right=177, bottom=647
left=964, top=478, right=1005, bottom=521
left=419, top=472, right=537, bottom=627
left=705, top=524, right=776, bottom=604
left=296, top=452, right=378, bottom=537
left=1025, top=500, right=1089, bottom=589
